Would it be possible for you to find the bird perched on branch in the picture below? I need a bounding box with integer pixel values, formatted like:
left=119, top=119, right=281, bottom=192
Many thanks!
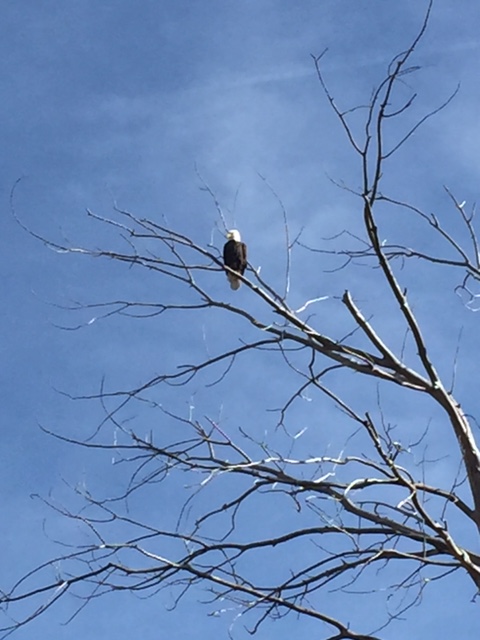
left=223, top=229, right=247, bottom=290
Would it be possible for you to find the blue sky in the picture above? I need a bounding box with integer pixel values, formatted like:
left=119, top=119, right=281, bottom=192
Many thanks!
left=2, top=1, right=480, bottom=638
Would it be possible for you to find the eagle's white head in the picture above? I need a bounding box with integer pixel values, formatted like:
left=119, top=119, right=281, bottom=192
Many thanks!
left=227, top=229, right=242, bottom=242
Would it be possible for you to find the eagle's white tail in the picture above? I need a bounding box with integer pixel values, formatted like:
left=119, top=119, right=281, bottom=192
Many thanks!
left=227, top=273, right=241, bottom=290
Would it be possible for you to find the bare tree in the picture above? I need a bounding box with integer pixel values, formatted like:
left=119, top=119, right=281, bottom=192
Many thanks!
left=3, top=2, right=480, bottom=638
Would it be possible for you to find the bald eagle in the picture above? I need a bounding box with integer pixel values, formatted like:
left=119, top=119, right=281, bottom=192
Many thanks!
left=223, top=229, right=247, bottom=290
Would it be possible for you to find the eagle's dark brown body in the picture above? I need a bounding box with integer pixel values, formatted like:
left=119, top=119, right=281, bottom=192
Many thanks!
left=223, top=233, right=247, bottom=290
